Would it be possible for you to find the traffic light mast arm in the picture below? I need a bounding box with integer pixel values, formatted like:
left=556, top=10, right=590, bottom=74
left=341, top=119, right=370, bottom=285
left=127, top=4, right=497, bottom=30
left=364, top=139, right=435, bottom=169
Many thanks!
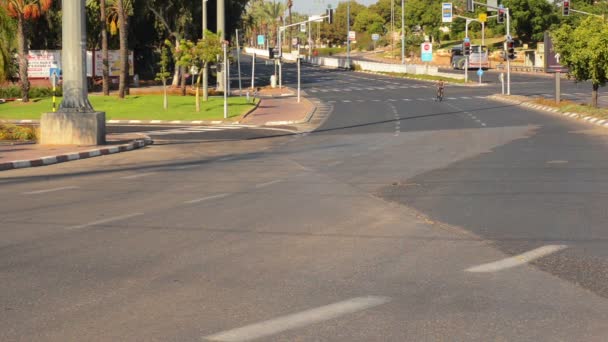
left=569, top=8, right=604, bottom=18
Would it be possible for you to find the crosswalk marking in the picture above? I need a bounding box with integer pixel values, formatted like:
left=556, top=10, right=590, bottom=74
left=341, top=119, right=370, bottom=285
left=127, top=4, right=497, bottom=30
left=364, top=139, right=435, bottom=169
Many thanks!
left=141, top=124, right=255, bottom=136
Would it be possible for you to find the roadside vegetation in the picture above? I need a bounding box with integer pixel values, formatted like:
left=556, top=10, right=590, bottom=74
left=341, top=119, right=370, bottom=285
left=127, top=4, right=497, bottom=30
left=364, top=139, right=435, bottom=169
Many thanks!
left=0, top=123, right=38, bottom=141
left=378, top=71, right=465, bottom=84
left=0, top=95, right=257, bottom=121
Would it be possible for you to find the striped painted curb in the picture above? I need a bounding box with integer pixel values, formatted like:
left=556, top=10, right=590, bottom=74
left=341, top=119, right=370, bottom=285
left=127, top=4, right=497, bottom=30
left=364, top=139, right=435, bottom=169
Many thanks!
left=488, top=95, right=608, bottom=129
left=0, top=137, right=153, bottom=172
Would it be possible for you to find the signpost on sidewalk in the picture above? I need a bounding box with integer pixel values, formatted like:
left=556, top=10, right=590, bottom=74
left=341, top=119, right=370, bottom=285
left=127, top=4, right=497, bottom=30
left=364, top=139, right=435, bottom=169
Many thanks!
left=442, top=3, right=453, bottom=23
left=236, top=29, right=243, bottom=96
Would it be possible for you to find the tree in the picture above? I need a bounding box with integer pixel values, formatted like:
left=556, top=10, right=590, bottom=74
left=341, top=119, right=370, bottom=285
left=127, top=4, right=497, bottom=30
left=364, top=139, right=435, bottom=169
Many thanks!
left=353, top=8, right=385, bottom=34
left=116, top=0, right=129, bottom=98
left=503, top=0, right=559, bottom=43
left=552, top=17, right=608, bottom=108
left=174, top=30, right=222, bottom=111
left=100, top=0, right=110, bottom=95
left=0, top=5, right=17, bottom=83
left=321, top=1, right=366, bottom=46
left=155, top=40, right=172, bottom=110
left=1, top=0, right=53, bottom=102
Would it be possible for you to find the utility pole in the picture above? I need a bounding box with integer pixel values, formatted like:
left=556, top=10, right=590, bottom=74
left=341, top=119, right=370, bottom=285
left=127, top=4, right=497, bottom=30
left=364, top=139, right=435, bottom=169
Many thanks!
left=40, top=0, right=105, bottom=145
left=347, top=1, right=351, bottom=67
left=202, top=0, right=208, bottom=101
left=236, top=29, right=242, bottom=96
left=401, top=0, right=405, bottom=64
left=217, top=0, right=225, bottom=92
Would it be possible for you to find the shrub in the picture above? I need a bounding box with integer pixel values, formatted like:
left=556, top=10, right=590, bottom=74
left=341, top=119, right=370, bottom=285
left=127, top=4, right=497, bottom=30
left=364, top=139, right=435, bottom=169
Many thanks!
left=0, top=85, right=62, bottom=99
left=0, top=123, right=38, bottom=141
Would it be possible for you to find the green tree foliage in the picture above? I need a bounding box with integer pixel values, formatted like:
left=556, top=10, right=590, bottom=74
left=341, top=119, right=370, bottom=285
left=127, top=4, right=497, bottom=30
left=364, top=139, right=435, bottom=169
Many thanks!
left=353, top=8, right=385, bottom=34
left=0, top=5, right=17, bottom=83
left=503, top=0, right=559, bottom=43
left=174, top=30, right=222, bottom=111
left=321, top=1, right=366, bottom=46
left=405, top=0, right=442, bottom=41
left=155, top=40, right=173, bottom=110
left=552, top=17, right=608, bottom=108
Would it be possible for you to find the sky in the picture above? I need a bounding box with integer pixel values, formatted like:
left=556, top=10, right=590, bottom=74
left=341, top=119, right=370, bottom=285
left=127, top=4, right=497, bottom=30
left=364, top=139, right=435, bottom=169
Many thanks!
left=292, top=0, right=378, bottom=15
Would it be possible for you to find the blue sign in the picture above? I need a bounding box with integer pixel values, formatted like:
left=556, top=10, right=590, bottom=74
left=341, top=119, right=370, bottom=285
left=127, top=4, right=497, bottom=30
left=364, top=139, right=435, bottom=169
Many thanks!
left=442, top=3, right=453, bottom=23
left=49, top=67, right=61, bottom=78
left=477, top=69, right=484, bottom=77
left=464, top=37, right=470, bottom=43
left=257, top=35, right=265, bottom=45
left=421, top=42, right=433, bottom=62
left=371, top=34, right=380, bottom=41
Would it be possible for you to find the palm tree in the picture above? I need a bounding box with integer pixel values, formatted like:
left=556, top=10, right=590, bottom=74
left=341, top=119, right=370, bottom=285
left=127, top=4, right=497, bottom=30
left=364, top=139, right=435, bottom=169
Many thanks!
left=287, top=0, right=293, bottom=51
left=1, top=0, right=53, bottom=102
left=107, top=0, right=132, bottom=98
left=259, top=0, right=285, bottom=46
left=0, top=5, right=17, bottom=83
left=100, top=0, right=109, bottom=95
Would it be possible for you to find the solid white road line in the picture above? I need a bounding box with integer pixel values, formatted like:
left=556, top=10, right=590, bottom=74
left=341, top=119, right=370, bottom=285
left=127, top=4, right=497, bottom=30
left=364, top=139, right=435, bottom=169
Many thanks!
left=184, top=193, right=230, bottom=204
left=466, top=245, right=568, bottom=273
left=255, top=180, right=283, bottom=189
left=65, top=213, right=143, bottom=230
left=327, top=160, right=344, bottom=167
left=23, top=186, right=79, bottom=195
left=205, top=296, right=391, bottom=342
left=121, top=172, right=157, bottom=180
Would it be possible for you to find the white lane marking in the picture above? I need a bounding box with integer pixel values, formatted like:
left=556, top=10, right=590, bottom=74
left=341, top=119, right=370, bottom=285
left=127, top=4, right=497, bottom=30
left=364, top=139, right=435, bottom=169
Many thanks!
left=184, top=193, right=230, bottom=204
left=173, top=165, right=199, bottom=170
left=547, top=160, right=568, bottom=164
left=205, top=296, right=391, bottom=342
left=327, top=160, right=344, bottom=167
left=121, top=172, right=157, bottom=179
left=65, top=213, right=143, bottom=230
left=466, top=245, right=568, bottom=273
left=23, top=186, right=79, bottom=195
left=255, top=179, right=283, bottom=188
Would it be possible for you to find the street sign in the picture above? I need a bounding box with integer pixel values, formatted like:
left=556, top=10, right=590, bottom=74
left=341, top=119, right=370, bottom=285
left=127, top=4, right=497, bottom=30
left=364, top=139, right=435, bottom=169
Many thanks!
left=371, top=34, right=380, bottom=41
left=464, top=37, right=470, bottom=43
left=442, top=3, right=453, bottom=23
left=478, top=13, right=487, bottom=22
left=421, top=42, right=433, bottom=62
left=348, top=31, right=356, bottom=41
left=477, top=69, right=484, bottom=76
left=257, top=35, right=265, bottom=45
left=544, top=31, right=568, bottom=73
left=300, top=23, right=306, bottom=32
left=49, top=67, right=60, bottom=79
left=487, top=0, right=498, bottom=11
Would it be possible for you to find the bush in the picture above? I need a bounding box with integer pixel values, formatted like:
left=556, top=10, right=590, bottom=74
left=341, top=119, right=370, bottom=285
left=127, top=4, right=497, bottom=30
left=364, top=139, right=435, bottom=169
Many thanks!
left=0, top=123, right=38, bottom=141
left=0, top=85, right=62, bottom=99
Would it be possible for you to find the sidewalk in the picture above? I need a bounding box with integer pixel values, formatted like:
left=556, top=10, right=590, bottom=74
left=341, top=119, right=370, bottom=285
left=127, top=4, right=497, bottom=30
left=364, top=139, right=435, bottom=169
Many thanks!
left=240, top=87, right=315, bottom=126
left=0, top=132, right=152, bottom=171
left=1, top=86, right=314, bottom=171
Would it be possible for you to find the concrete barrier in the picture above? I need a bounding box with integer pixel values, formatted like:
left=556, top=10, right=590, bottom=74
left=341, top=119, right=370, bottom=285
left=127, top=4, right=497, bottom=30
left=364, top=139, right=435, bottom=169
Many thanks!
left=244, top=47, right=464, bottom=79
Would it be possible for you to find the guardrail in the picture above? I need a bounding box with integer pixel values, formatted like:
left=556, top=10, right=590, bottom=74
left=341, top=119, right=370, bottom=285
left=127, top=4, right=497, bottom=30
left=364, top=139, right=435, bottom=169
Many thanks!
left=243, top=47, right=464, bottom=79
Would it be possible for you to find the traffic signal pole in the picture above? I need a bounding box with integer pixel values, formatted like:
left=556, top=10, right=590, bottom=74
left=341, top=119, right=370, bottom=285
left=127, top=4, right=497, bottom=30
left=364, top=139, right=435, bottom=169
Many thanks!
left=506, top=9, right=511, bottom=95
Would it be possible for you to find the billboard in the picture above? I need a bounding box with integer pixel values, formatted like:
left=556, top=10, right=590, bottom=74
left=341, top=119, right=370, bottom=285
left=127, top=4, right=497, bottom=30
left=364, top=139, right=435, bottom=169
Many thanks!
left=25, top=50, right=133, bottom=79
left=94, top=50, right=134, bottom=77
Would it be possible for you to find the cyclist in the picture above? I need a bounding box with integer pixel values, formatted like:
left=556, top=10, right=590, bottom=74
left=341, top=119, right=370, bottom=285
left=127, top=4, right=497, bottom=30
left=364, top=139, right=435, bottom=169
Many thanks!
left=436, top=79, right=445, bottom=102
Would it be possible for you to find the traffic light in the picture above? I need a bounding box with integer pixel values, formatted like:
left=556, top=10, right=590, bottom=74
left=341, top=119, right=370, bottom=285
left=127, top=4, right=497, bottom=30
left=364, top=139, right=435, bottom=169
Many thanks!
left=563, top=0, right=570, bottom=16
left=268, top=47, right=275, bottom=59
left=463, top=40, right=471, bottom=56
left=466, top=0, right=474, bottom=12
left=326, top=8, right=334, bottom=24
left=506, top=39, right=515, bottom=60
left=497, top=8, right=505, bottom=23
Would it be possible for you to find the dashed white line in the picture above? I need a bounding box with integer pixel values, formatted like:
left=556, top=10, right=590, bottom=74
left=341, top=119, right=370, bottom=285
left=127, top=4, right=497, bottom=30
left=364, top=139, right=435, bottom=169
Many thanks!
left=23, top=186, right=79, bottom=195
left=184, top=193, right=230, bottom=204
left=121, top=172, right=157, bottom=180
left=327, top=160, right=344, bottom=167
left=255, top=179, right=283, bottom=188
left=205, top=296, right=391, bottom=342
left=65, top=213, right=143, bottom=230
left=466, top=245, right=568, bottom=273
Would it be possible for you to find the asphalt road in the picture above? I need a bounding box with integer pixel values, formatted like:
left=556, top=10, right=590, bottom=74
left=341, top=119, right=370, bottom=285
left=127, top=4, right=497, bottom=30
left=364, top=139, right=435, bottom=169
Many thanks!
left=2, top=57, right=608, bottom=341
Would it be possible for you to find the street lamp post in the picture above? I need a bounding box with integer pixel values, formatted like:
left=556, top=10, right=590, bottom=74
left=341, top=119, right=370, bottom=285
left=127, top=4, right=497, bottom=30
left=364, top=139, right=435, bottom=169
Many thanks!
left=401, top=0, right=405, bottom=64
left=202, top=0, right=209, bottom=101
left=347, top=1, right=351, bottom=67
left=217, top=0, right=225, bottom=92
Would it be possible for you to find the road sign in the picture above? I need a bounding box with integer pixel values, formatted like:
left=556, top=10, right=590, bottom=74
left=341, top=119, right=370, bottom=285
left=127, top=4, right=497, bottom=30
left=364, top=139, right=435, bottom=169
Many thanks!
left=477, top=69, right=484, bottom=77
left=257, top=35, right=265, bottom=45
left=300, top=23, right=306, bottom=32
left=421, top=42, right=433, bottom=62
left=442, top=3, right=453, bottom=23
left=544, top=31, right=568, bottom=73
left=478, top=13, right=487, bottom=22
left=49, top=67, right=60, bottom=79
left=371, top=34, right=380, bottom=41
left=464, top=37, right=470, bottom=43
left=348, top=31, right=356, bottom=41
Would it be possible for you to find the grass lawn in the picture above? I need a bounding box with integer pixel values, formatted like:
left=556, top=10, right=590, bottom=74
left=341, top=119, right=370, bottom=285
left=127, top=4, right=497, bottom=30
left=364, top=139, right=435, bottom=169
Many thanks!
left=0, top=95, right=257, bottom=121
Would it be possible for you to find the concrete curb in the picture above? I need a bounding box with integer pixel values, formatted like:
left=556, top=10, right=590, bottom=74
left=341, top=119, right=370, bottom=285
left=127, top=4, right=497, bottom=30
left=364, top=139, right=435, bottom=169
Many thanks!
left=488, top=94, right=608, bottom=129
left=0, top=137, right=153, bottom=172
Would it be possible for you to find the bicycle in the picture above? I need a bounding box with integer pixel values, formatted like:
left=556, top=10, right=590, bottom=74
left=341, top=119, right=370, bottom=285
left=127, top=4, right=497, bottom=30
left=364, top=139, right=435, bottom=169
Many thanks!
left=436, top=86, right=444, bottom=102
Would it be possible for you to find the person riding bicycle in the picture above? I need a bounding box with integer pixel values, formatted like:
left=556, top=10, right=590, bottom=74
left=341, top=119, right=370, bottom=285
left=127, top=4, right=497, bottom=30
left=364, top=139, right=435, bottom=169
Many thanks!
left=436, top=79, right=445, bottom=101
